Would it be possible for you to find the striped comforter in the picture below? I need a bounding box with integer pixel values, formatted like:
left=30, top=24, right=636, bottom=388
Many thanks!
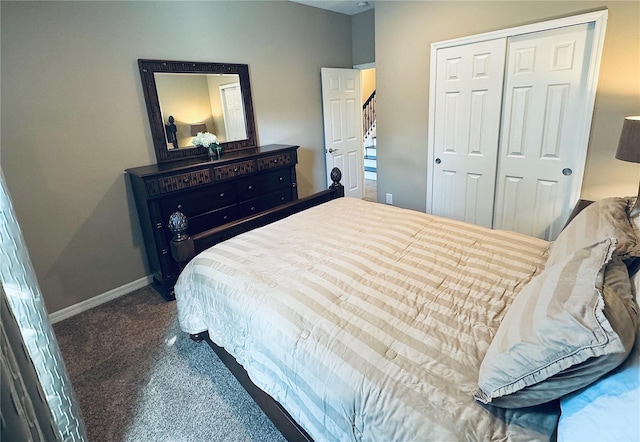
left=175, top=198, right=559, bottom=441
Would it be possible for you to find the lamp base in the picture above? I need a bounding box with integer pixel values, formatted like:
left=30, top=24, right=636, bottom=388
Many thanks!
left=631, top=181, right=640, bottom=218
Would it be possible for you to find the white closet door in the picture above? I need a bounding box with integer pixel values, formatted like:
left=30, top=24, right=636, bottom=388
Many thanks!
left=431, top=39, right=506, bottom=228
left=494, top=23, right=594, bottom=240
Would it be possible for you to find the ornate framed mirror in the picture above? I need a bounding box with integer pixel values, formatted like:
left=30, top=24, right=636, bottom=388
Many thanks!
left=138, top=59, right=258, bottom=164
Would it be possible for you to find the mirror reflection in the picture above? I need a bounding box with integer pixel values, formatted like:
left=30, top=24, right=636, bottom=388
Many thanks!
left=155, top=73, right=248, bottom=150
left=138, top=59, right=257, bottom=164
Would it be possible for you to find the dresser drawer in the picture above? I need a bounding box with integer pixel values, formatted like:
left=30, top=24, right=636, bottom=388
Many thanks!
left=187, top=205, right=239, bottom=234
left=237, top=169, right=292, bottom=201
left=156, top=169, right=211, bottom=194
left=258, top=152, right=294, bottom=171
left=159, top=183, right=236, bottom=219
left=214, top=160, right=256, bottom=180
left=238, top=188, right=293, bottom=218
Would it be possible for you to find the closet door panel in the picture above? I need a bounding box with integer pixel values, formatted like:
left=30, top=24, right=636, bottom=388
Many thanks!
left=431, top=38, right=506, bottom=228
left=494, top=23, right=594, bottom=240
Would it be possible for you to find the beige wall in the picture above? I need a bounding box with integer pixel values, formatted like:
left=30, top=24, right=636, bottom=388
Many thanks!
left=352, top=9, right=376, bottom=66
left=0, top=1, right=351, bottom=313
left=376, top=1, right=640, bottom=210
left=361, top=68, right=377, bottom=103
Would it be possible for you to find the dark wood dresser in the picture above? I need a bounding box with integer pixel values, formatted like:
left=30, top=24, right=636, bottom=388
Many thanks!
left=126, top=144, right=299, bottom=300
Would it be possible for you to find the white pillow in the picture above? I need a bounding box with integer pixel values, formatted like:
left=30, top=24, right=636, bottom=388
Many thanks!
left=557, top=269, right=640, bottom=441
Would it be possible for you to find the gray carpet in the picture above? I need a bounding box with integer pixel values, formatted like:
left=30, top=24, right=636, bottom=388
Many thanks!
left=53, top=285, right=286, bottom=442
left=364, top=179, right=377, bottom=202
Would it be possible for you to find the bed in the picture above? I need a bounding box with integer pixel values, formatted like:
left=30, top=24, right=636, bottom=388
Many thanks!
left=173, top=186, right=640, bottom=441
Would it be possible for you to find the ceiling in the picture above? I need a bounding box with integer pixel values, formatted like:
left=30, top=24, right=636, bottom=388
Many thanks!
left=289, top=0, right=375, bottom=16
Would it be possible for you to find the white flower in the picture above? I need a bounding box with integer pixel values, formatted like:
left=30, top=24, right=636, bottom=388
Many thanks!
left=192, top=131, right=219, bottom=147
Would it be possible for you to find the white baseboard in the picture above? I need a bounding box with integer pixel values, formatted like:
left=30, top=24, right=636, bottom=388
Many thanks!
left=48, top=275, right=153, bottom=324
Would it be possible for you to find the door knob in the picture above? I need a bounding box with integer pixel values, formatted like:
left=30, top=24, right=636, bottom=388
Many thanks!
left=328, top=148, right=338, bottom=153
left=562, top=168, right=572, bottom=176
left=435, top=158, right=442, bottom=164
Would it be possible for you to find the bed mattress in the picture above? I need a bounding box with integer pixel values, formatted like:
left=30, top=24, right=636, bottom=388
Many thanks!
left=175, top=198, right=559, bottom=441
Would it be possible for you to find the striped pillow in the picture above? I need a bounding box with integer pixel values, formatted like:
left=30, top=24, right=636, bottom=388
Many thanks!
left=475, top=238, right=638, bottom=408
left=548, top=197, right=639, bottom=267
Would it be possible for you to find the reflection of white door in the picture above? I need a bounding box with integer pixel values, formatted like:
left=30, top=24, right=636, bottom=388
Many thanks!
left=494, top=24, right=593, bottom=240
left=321, top=68, right=363, bottom=199
left=431, top=39, right=506, bottom=228
left=220, top=83, right=247, bottom=142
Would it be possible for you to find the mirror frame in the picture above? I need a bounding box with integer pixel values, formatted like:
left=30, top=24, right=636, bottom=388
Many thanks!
left=138, top=59, right=258, bottom=164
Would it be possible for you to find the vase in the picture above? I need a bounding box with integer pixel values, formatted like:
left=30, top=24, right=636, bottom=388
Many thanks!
left=208, top=145, right=222, bottom=161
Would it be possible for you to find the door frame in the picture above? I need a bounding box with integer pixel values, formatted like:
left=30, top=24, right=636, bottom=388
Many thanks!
left=426, top=9, right=608, bottom=215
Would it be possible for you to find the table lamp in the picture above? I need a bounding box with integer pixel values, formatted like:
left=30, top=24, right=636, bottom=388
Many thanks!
left=615, top=116, right=640, bottom=217
left=190, top=123, right=207, bottom=136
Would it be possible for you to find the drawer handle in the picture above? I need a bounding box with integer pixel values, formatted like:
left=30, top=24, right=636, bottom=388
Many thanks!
left=233, top=167, right=239, bottom=172
left=248, top=185, right=253, bottom=190
left=281, top=196, right=285, bottom=201
left=251, top=206, right=256, bottom=211
left=279, top=176, right=283, bottom=181
left=219, top=192, right=225, bottom=198
left=223, top=215, right=228, bottom=220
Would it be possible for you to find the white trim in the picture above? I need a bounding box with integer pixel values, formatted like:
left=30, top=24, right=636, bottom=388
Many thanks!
left=353, top=62, right=375, bottom=70
left=48, top=275, right=153, bottom=324
left=430, top=9, right=607, bottom=51
left=426, top=9, right=608, bottom=214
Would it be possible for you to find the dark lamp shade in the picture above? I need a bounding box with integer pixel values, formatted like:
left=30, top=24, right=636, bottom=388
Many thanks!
left=615, top=116, right=640, bottom=163
left=190, top=123, right=207, bottom=136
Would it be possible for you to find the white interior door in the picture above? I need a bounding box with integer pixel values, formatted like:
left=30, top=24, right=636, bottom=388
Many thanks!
left=321, top=68, right=363, bottom=198
left=494, top=23, right=594, bottom=240
left=220, top=83, right=247, bottom=142
left=431, top=39, right=507, bottom=228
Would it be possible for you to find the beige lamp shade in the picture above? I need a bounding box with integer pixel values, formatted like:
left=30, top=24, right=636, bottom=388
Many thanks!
left=190, top=123, right=207, bottom=136
left=615, top=116, right=640, bottom=163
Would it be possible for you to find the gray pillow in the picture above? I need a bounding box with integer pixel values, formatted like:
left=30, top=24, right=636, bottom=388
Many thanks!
left=548, top=197, right=639, bottom=267
left=475, top=238, right=638, bottom=408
